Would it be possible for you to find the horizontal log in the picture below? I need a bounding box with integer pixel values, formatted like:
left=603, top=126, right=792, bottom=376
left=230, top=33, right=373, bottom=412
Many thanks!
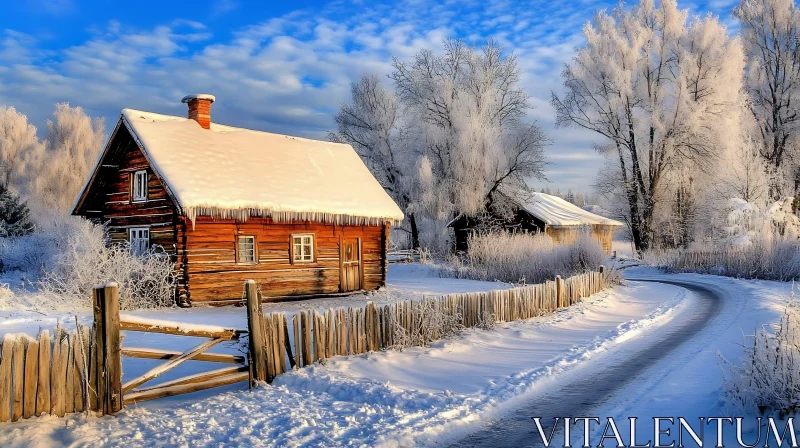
left=128, top=365, right=248, bottom=394
left=119, top=320, right=245, bottom=340
left=121, top=348, right=246, bottom=364
left=123, top=372, right=249, bottom=405
left=194, top=288, right=366, bottom=305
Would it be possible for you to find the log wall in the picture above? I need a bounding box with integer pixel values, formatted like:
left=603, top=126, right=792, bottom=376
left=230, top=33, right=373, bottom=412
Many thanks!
left=545, top=224, right=615, bottom=253
left=76, top=125, right=179, bottom=257
left=182, top=217, right=388, bottom=304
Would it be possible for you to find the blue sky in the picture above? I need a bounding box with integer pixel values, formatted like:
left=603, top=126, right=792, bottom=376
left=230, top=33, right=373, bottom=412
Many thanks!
left=0, top=0, right=740, bottom=191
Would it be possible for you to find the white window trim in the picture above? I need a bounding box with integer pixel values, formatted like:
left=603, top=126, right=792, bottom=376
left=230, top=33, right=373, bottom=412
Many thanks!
left=132, top=170, right=148, bottom=202
left=291, top=233, right=315, bottom=263
left=237, top=235, right=257, bottom=264
left=129, top=227, right=150, bottom=256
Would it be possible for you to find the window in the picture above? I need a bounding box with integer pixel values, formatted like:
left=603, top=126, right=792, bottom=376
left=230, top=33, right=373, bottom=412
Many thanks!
left=129, top=228, right=150, bottom=256
left=132, top=170, right=148, bottom=202
left=237, top=236, right=256, bottom=264
left=291, top=234, right=314, bottom=263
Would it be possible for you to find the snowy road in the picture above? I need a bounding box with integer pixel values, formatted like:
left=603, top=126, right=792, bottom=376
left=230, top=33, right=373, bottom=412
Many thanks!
left=451, top=279, right=723, bottom=447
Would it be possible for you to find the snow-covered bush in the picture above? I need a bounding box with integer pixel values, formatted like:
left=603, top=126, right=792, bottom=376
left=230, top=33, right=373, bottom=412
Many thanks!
left=0, top=216, right=175, bottom=310
left=647, top=196, right=800, bottom=281
left=647, top=239, right=800, bottom=281
left=37, top=220, right=175, bottom=310
left=442, top=231, right=606, bottom=284
left=723, top=197, right=800, bottom=247
left=0, top=282, right=12, bottom=309
left=723, top=296, right=800, bottom=417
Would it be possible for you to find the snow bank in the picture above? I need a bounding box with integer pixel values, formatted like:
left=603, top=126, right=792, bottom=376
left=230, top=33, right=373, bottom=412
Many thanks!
left=117, top=109, right=404, bottom=226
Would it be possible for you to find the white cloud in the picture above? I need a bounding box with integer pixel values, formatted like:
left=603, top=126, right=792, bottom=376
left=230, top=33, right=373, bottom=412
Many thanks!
left=0, top=0, right=680, bottom=192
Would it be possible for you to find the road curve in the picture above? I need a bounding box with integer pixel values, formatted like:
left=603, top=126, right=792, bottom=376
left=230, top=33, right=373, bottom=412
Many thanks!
left=449, top=279, right=723, bottom=448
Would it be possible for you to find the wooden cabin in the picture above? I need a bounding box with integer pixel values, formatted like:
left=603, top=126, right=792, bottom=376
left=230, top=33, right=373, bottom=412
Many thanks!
left=448, top=192, right=623, bottom=253
left=72, top=94, right=404, bottom=306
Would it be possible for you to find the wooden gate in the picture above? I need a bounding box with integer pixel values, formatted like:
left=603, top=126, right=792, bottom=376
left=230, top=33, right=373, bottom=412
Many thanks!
left=341, top=238, right=362, bottom=291
left=92, top=284, right=250, bottom=406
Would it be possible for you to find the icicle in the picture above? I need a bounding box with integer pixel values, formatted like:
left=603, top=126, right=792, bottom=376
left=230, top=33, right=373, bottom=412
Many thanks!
left=183, top=204, right=401, bottom=229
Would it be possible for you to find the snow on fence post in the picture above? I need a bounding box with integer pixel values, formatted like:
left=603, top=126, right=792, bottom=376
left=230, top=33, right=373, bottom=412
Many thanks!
left=245, top=280, right=268, bottom=385
left=93, top=282, right=122, bottom=415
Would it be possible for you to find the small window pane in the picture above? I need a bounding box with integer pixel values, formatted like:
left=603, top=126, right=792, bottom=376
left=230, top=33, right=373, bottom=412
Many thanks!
left=133, top=171, right=148, bottom=201
left=292, top=234, right=314, bottom=262
left=238, top=236, right=255, bottom=263
left=130, top=228, right=150, bottom=256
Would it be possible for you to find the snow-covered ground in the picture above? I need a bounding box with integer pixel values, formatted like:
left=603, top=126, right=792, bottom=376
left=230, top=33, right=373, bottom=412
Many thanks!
left=0, top=263, right=512, bottom=337
left=0, top=264, right=794, bottom=446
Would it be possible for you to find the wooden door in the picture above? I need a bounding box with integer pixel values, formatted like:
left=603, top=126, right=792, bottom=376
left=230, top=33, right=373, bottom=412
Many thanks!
left=341, top=238, right=361, bottom=292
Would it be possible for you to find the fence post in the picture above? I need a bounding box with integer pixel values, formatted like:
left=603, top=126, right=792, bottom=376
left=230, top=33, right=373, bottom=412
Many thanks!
left=555, top=276, right=563, bottom=308
left=93, top=282, right=122, bottom=415
left=245, top=280, right=268, bottom=385
left=599, top=265, right=606, bottom=284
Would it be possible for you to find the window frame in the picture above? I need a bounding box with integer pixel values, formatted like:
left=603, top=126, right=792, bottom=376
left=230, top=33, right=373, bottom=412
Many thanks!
left=236, top=235, right=257, bottom=265
left=131, top=170, right=148, bottom=203
left=289, top=233, right=316, bottom=264
left=129, top=227, right=150, bottom=256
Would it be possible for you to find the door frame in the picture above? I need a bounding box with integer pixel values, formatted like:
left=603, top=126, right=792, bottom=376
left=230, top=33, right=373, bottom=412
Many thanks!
left=339, top=236, right=363, bottom=292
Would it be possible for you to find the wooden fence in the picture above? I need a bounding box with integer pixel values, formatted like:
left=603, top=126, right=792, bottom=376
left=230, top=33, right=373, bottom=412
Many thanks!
left=247, top=267, right=610, bottom=383
left=0, top=283, right=122, bottom=423
left=1, top=268, right=611, bottom=421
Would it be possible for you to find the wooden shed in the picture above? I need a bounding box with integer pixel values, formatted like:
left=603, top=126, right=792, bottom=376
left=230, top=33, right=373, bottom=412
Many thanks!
left=449, top=192, right=623, bottom=253
left=72, top=94, right=404, bottom=306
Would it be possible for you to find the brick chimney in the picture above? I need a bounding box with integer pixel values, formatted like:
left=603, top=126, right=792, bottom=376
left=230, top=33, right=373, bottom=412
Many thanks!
left=181, top=94, right=215, bottom=129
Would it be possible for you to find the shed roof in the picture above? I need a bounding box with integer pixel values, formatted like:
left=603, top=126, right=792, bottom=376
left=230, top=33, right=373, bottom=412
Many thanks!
left=75, top=109, right=404, bottom=226
left=518, top=193, right=624, bottom=227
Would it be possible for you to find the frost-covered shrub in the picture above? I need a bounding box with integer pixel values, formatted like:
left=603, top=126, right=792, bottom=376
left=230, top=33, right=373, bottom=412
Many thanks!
left=442, top=231, right=606, bottom=284
left=0, top=282, right=12, bottom=309
left=723, top=298, right=800, bottom=417
left=0, top=214, right=82, bottom=275
left=722, top=197, right=800, bottom=247
left=38, top=220, right=175, bottom=310
left=391, top=298, right=465, bottom=348
left=647, top=239, right=800, bottom=281
left=1, top=216, right=175, bottom=310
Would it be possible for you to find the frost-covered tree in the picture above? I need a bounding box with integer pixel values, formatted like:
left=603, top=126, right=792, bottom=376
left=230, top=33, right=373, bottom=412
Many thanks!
left=330, top=74, right=423, bottom=248
left=25, top=103, right=105, bottom=215
left=735, top=0, right=800, bottom=200
left=553, top=0, right=746, bottom=254
left=335, top=40, right=549, bottom=251
left=391, top=40, right=549, bottom=221
left=0, top=106, right=43, bottom=192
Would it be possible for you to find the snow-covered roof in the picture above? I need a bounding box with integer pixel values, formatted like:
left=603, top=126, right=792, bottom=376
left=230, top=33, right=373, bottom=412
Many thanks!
left=518, top=193, right=624, bottom=227
left=85, top=109, right=404, bottom=226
